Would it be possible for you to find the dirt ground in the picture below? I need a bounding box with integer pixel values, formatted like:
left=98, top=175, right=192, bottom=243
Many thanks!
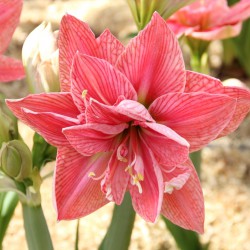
left=1, top=1, right=250, bottom=249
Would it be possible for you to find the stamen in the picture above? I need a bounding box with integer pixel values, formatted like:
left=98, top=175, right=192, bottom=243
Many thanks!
left=81, top=89, right=89, bottom=107
left=88, top=170, right=106, bottom=181
left=131, top=175, right=143, bottom=194
left=82, top=89, right=88, bottom=98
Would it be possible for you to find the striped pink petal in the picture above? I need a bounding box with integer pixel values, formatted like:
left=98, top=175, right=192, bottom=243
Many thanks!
left=0, top=0, right=23, bottom=54
left=96, top=29, right=125, bottom=65
left=0, top=55, right=25, bottom=82
left=63, top=123, right=128, bottom=156
left=55, top=146, right=110, bottom=220
left=6, top=92, right=79, bottom=122
left=101, top=151, right=129, bottom=204
left=86, top=99, right=154, bottom=125
left=21, top=109, right=78, bottom=146
left=149, top=92, right=236, bottom=152
left=58, top=14, right=97, bottom=91
left=140, top=122, right=189, bottom=166
left=6, top=92, right=79, bottom=146
left=185, top=71, right=250, bottom=138
left=129, top=138, right=164, bottom=223
left=116, top=12, right=185, bottom=106
left=161, top=159, right=204, bottom=233
left=71, top=53, right=137, bottom=112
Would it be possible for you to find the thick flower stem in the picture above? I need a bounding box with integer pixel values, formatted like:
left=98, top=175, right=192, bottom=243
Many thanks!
left=99, top=192, right=136, bottom=250
left=22, top=203, right=53, bottom=250
left=190, top=150, right=201, bottom=178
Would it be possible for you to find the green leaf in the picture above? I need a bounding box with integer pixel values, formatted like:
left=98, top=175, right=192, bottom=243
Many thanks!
left=22, top=203, right=53, bottom=250
left=162, top=217, right=208, bottom=250
left=32, top=133, right=57, bottom=170
left=99, top=192, right=136, bottom=250
left=0, top=192, right=19, bottom=249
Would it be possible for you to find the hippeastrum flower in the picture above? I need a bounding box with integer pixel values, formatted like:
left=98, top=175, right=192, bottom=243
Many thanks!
left=126, top=0, right=197, bottom=30
left=6, top=13, right=250, bottom=233
left=167, top=0, right=250, bottom=40
left=0, top=0, right=25, bottom=82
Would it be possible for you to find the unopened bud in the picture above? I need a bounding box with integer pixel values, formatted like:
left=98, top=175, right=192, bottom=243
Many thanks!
left=0, top=95, right=18, bottom=145
left=0, top=140, right=32, bottom=181
left=22, top=22, right=59, bottom=93
left=0, top=111, right=13, bottom=146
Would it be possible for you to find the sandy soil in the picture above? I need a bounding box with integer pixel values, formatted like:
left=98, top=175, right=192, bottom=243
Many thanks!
left=1, top=1, right=250, bottom=249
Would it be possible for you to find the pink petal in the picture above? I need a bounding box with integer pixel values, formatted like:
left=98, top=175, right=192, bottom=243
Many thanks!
left=116, top=12, right=185, bottom=105
left=71, top=53, right=137, bottom=112
left=86, top=98, right=154, bottom=125
left=163, top=165, right=191, bottom=194
left=116, top=100, right=154, bottom=122
left=0, top=55, right=25, bottom=82
left=6, top=92, right=79, bottom=123
left=0, top=0, right=23, bottom=54
left=189, top=22, right=242, bottom=41
left=166, top=20, right=196, bottom=38
left=6, top=93, right=79, bottom=147
left=140, top=122, right=189, bottom=167
left=129, top=140, right=164, bottom=222
left=218, top=87, right=250, bottom=137
left=96, top=29, right=125, bottom=65
left=185, top=71, right=250, bottom=138
left=220, top=0, right=250, bottom=26
left=86, top=98, right=132, bottom=124
left=185, top=70, right=223, bottom=93
left=63, top=123, right=128, bottom=156
left=161, top=160, right=204, bottom=233
left=149, top=92, right=236, bottom=152
left=55, top=146, right=110, bottom=220
left=22, top=108, right=78, bottom=146
left=101, top=151, right=129, bottom=204
left=58, top=14, right=97, bottom=91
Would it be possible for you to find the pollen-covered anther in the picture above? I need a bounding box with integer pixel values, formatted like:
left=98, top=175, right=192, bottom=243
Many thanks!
left=130, top=173, right=144, bottom=194
left=81, top=89, right=88, bottom=98
left=81, top=89, right=89, bottom=107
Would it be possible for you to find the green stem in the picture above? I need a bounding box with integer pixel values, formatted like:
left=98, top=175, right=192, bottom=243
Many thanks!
left=190, top=151, right=201, bottom=178
left=99, top=192, right=136, bottom=250
left=0, top=192, right=19, bottom=250
left=162, top=217, right=205, bottom=250
left=22, top=204, right=53, bottom=250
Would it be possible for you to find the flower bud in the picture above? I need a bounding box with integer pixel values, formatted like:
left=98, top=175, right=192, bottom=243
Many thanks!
left=0, top=111, right=13, bottom=146
left=0, top=140, right=32, bottom=182
left=22, top=22, right=59, bottom=93
left=126, top=0, right=196, bottom=30
left=0, top=95, right=18, bottom=146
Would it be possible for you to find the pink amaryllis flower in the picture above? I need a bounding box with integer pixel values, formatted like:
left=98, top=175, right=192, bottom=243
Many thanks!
left=0, top=0, right=25, bottom=82
left=167, top=0, right=250, bottom=40
left=6, top=13, right=250, bottom=233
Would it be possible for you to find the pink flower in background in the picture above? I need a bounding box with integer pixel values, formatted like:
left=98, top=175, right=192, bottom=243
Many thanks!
left=167, top=0, right=250, bottom=40
left=0, top=0, right=25, bottom=82
left=7, top=13, right=250, bottom=233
